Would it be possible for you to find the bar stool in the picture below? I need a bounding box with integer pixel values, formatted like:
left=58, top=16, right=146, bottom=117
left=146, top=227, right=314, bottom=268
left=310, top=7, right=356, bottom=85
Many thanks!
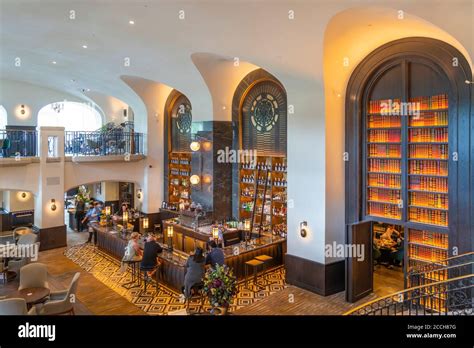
left=122, top=257, right=142, bottom=289
left=245, top=259, right=264, bottom=291
left=255, top=254, right=273, bottom=285
left=185, top=282, right=205, bottom=314
left=140, top=264, right=159, bottom=292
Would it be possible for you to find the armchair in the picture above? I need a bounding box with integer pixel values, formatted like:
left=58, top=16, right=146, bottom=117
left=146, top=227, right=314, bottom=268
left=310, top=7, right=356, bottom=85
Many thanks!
left=18, top=262, right=49, bottom=290
left=29, top=272, right=80, bottom=315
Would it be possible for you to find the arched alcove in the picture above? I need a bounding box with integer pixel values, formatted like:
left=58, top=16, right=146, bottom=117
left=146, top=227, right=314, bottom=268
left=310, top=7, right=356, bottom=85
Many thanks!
left=344, top=37, right=472, bottom=302
left=0, top=105, right=7, bottom=130
left=38, top=101, right=103, bottom=131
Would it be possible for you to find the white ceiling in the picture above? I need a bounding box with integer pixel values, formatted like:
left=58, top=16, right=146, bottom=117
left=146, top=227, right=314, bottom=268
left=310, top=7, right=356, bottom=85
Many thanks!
left=0, top=0, right=328, bottom=120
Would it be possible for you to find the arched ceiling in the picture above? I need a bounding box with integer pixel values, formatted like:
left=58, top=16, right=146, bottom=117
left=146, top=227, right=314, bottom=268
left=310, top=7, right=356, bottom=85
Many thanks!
left=1, top=1, right=472, bottom=123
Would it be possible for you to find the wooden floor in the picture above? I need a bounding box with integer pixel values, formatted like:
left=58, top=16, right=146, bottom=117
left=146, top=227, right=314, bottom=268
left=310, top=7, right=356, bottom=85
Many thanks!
left=2, top=225, right=405, bottom=315
left=235, top=285, right=377, bottom=315
left=1, top=229, right=143, bottom=315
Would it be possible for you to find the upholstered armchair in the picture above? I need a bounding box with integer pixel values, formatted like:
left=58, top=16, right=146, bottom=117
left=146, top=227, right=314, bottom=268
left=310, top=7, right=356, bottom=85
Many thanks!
left=0, top=298, right=35, bottom=315
left=8, top=233, right=40, bottom=274
left=18, top=262, right=49, bottom=291
left=13, top=226, right=33, bottom=243
left=29, top=272, right=80, bottom=315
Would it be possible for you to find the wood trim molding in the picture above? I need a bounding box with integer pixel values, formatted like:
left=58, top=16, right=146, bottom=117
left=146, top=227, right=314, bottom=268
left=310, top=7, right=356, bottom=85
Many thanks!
left=285, top=253, right=345, bottom=296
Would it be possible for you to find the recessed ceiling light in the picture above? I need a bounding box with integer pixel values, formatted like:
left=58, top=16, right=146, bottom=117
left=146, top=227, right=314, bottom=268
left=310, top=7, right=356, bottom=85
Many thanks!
left=51, top=61, right=57, bottom=64
left=129, top=20, right=135, bottom=25
left=82, top=45, right=88, bottom=49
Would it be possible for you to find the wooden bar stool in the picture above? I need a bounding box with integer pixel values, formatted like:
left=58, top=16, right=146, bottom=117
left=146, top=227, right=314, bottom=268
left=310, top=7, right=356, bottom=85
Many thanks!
left=185, top=282, right=205, bottom=314
left=245, top=259, right=264, bottom=291
left=255, top=254, right=273, bottom=285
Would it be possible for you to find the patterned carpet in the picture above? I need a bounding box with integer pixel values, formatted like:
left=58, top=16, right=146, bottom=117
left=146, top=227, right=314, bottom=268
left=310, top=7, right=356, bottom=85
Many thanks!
left=64, top=244, right=287, bottom=315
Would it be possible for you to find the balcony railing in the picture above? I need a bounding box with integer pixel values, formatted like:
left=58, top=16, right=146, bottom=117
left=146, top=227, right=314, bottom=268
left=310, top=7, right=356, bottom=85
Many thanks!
left=0, top=129, right=38, bottom=158
left=65, top=131, right=143, bottom=156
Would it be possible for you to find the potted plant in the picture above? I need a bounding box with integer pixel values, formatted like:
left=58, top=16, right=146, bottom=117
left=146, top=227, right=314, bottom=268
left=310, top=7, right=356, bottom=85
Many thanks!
left=203, top=264, right=237, bottom=315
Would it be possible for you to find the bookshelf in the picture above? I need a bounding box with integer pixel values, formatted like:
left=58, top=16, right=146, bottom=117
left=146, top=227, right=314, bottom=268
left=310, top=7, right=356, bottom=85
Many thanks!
left=168, top=152, right=191, bottom=205
left=239, top=155, right=287, bottom=238
left=365, top=94, right=450, bottom=272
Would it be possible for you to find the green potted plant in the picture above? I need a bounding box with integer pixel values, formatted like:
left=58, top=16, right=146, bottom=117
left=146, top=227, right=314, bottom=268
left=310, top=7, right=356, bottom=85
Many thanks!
left=203, top=264, right=237, bottom=315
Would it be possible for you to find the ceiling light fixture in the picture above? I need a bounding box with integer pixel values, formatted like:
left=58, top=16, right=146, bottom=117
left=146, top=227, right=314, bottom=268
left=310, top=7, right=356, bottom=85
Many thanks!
left=129, top=20, right=135, bottom=25
left=82, top=45, right=88, bottom=49
left=52, top=61, right=57, bottom=65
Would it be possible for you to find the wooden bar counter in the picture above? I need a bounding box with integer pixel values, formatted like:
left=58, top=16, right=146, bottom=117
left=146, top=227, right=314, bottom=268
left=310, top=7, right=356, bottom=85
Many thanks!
left=92, top=222, right=286, bottom=292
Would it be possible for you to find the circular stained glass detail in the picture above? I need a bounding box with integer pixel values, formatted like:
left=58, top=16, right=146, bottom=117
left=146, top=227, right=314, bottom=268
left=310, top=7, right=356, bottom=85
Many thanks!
left=250, top=93, right=279, bottom=132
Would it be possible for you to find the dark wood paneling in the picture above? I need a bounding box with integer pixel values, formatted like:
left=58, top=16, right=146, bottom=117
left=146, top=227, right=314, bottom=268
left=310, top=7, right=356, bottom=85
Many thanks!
left=285, top=254, right=345, bottom=296
left=34, top=225, right=67, bottom=251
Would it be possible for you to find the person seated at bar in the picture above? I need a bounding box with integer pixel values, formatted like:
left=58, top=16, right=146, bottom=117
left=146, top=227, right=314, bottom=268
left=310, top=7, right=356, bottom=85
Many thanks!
left=140, top=233, right=163, bottom=277
left=83, top=201, right=102, bottom=244
left=183, top=247, right=206, bottom=299
left=205, top=241, right=225, bottom=268
left=123, top=232, right=143, bottom=261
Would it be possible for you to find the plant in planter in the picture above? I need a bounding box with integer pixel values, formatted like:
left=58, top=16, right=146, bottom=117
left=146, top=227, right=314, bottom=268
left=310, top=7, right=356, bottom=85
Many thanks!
left=203, top=264, right=237, bottom=315
left=76, top=185, right=91, bottom=204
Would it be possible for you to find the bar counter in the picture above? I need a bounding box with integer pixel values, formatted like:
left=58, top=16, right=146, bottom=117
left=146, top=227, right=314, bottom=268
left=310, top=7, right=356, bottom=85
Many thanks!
left=92, top=223, right=286, bottom=292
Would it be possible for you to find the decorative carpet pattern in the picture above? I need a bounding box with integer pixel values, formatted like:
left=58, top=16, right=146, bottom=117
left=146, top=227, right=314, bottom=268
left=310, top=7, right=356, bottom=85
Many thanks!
left=64, top=244, right=286, bottom=315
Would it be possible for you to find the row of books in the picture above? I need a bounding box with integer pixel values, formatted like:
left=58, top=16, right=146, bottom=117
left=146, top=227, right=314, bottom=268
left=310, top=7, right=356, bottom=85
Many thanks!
left=409, top=160, right=448, bottom=176
left=368, top=173, right=401, bottom=188
left=368, top=115, right=401, bottom=128
left=409, top=207, right=448, bottom=226
left=368, top=188, right=401, bottom=203
left=409, top=111, right=448, bottom=127
left=409, top=192, right=448, bottom=210
left=409, top=94, right=448, bottom=111
left=408, top=144, right=448, bottom=159
left=368, top=99, right=401, bottom=114
left=409, top=128, right=448, bottom=143
left=408, top=244, right=448, bottom=262
left=409, top=176, right=448, bottom=193
left=368, top=159, right=401, bottom=173
left=368, top=202, right=402, bottom=219
left=409, top=229, right=448, bottom=249
left=368, top=129, right=401, bottom=143
left=368, top=144, right=401, bottom=158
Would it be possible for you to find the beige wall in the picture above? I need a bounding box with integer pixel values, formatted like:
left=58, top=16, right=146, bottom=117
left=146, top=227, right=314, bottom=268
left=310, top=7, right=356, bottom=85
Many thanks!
left=1, top=190, right=34, bottom=212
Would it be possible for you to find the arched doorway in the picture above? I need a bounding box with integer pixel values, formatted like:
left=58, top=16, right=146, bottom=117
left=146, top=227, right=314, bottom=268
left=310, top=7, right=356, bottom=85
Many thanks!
left=38, top=101, right=103, bottom=131
left=345, top=37, right=472, bottom=302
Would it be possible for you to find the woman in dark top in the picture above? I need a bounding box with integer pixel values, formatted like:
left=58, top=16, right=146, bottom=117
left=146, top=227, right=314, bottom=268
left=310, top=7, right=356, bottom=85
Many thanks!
left=183, top=247, right=206, bottom=298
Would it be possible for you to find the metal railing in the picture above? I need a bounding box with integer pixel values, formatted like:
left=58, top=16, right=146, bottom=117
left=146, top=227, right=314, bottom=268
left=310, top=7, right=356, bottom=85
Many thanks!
left=408, top=252, right=474, bottom=288
left=345, top=274, right=473, bottom=315
left=345, top=252, right=474, bottom=315
left=65, top=131, right=143, bottom=156
left=0, top=129, right=38, bottom=158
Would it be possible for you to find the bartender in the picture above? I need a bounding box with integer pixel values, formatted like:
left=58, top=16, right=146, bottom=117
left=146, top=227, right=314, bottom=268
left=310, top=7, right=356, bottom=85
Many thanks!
left=113, top=203, right=132, bottom=223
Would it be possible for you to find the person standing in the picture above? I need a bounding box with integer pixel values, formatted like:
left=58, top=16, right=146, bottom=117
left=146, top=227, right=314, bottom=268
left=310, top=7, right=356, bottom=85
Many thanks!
left=183, top=247, right=206, bottom=299
left=84, top=202, right=101, bottom=244
left=75, top=199, right=86, bottom=232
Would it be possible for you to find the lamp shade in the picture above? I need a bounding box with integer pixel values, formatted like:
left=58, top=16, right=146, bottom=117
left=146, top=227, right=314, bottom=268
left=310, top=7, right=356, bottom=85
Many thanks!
left=212, top=226, right=219, bottom=240
left=190, top=175, right=200, bottom=185
left=190, top=141, right=200, bottom=152
left=105, top=206, right=111, bottom=216
left=244, top=219, right=251, bottom=231
left=167, top=225, right=174, bottom=238
left=123, top=211, right=128, bottom=223
left=142, top=217, right=149, bottom=229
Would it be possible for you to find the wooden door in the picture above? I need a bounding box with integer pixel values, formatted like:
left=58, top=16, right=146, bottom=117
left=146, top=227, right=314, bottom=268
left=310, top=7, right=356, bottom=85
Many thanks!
left=346, top=221, right=373, bottom=303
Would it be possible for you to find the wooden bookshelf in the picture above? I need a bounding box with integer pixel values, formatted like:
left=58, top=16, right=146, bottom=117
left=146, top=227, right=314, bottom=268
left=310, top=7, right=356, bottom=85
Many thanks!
left=168, top=152, right=191, bottom=205
left=239, top=155, right=287, bottom=238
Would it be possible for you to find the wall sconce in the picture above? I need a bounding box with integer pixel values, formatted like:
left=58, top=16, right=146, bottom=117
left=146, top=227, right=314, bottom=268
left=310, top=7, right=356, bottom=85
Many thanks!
left=20, top=105, right=26, bottom=115
left=137, top=189, right=142, bottom=199
left=300, top=221, right=308, bottom=238
left=21, top=192, right=27, bottom=199
left=190, top=175, right=200, bottom=185
left=202, top=174, right=212, bottom=184
left=50, top=199, right=57, bottom=211
left=190, top=141, right=201, bottom=152
left=212, top=226, right=219, bottom=242
left=142, top=217, right=149, bottom=231
left=202, top=141, right=212, bottom=152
